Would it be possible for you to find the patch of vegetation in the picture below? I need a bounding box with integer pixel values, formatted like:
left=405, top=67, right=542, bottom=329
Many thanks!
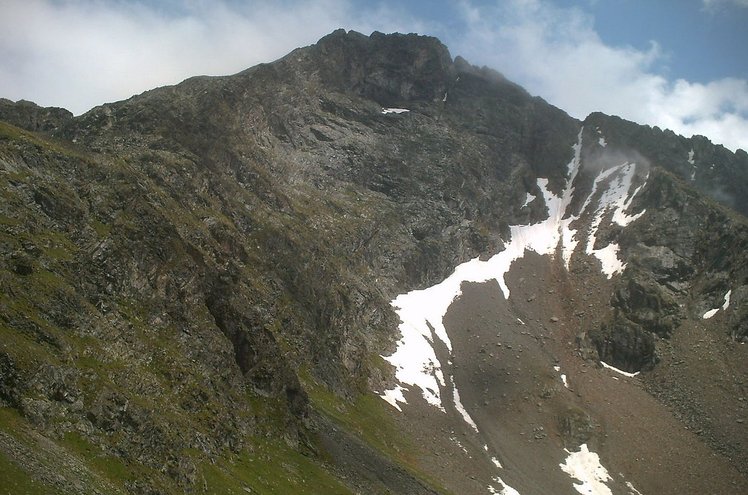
left=0, top=121, right=90, bottom=161
left=0, top=450, right=60, bottom=495
left=0, top=322, right=60, bottom=370
left=90, top=219, right=111, bottom=238
left=300, top=369, right=451, bottom=494
left=199, top=437, right=354, bottom=495
left=0, top=406, right=26, bottom=433
left=61, top=431, right=133, bottom=486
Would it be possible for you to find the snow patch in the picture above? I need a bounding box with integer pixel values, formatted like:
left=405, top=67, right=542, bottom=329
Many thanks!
left=626, top=481, right=644, bottom=495
left=560, top=444, right=613, bottom=495
left=702, top=308, right=719, bottom=319
left=453, top=437, right=469, bottom=455
left=702, top=289, right=732, bottom=319
left=590, top=243, right=625, bottom=279
left=601, top=361, right=640, bottom=378
left=382, top=108, right=409, bottom=114
left=489, top=476, right=522, bottom=495
left=380, top=386, right=406, bottom=411
left=595, top=127, right=607, bottom=147
left=452, top=376, right=479, bottom=432
left=722, top=289, right=732, bottom=310
left=521, top=192, right=535, bottom=209
left=491, top=456, right=503, bottom=468
left=584, top=163, right=647, bottom=278
left=554, top=366, right=569, bottom=388
left=689, top=150, right=697, bottom=181
left=380, top=286, right=449, bottom=409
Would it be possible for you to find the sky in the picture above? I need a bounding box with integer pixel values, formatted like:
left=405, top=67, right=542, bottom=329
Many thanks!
left=1, top=0, right=747, bottom=152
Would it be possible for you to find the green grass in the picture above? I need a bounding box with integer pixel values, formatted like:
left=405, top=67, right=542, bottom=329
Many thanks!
left=0, top=214, right=21, bottom=226
left=90, top=220, right=111, bottom=238
left=0, top=407, right=26, bottom=433
left=199, top=437, right=354, bottom=495
left=60, top=432, right=133, bottom=486
left=302, top=370, right=411, bottom=460
left=0, top=450, right=60, bottom=495
left=0, top=322, right=59, bottom=369
left=300, top=370, right=451, bottom=495
left=0, top=121, right=90, bottom=161
left=0, top=121, right=29, bottom=141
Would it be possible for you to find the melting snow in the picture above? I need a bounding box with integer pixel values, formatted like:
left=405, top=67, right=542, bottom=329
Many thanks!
left=702, top=308, right=719, bottom=320
left=722, top=289, right=732, bottom=310
left=560, top=444, right=613, bottom=495
left=453, top=437, right=469, bottom=454
left=382, top=108, right=410, bottom=114
left=590, top=243, right=625, bottom=279
left=600, top=361, right=640, bottom=378
left=554, top=365, right=569, bottom=388
left=380, top=132, right=584, bottom=410
left=489, top=476, right=522, bottom=495
left=626, top=481, right=644, bottom=495
left=452, top=376, right=479, bottom=432
left=380, top=127, right=647, bottom=420
left=521, top=192, right=535, bottom=208
left=688, top=149, right=696, bottom=181
left=596, top=127, right=607, bottom=147
left=381, top=386, right=407, bottom=411
left=584, top=163, right=647, bottom=278
left=702, top=289, right=732, bottom=319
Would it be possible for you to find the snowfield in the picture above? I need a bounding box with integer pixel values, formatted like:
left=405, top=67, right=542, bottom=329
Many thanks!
left=381, top=128, right=648, bottom=412
left=380, top=128, right=649, bottom=495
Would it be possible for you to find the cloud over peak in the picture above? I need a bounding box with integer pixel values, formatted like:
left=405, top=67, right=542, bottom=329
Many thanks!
left=449, top=0, right=748, bottom=152
left=0, top=0, right=421, bottom=115
left=0, top=0, right=746, bottom=152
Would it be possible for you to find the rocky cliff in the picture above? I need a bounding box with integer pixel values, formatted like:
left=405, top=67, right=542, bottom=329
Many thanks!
left=1, top=30, right=746, bottom=495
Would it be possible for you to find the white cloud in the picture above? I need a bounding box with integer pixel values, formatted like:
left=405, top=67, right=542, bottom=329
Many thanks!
left=448, top=0, right=748, bottom=152
left=0, top=0, right=423, bottom=115
left=0, top=0, right=746, bottom=152
left=703, top=0, right=748, bottom=9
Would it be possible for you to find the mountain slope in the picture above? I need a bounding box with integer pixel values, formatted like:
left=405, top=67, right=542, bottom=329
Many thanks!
left=0, top=29, right=746, bottom=495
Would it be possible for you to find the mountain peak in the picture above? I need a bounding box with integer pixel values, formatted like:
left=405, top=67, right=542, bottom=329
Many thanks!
left=309, top=29, right=455, bottom=106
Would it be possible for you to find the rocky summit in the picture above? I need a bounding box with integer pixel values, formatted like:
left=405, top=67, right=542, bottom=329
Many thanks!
left=1, top=29, right=747, bottom=495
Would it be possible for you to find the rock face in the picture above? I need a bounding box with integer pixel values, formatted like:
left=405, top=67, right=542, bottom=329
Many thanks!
left=0, top=98, right=73, bottom=132
left=0, top=30, right=747, bottom=495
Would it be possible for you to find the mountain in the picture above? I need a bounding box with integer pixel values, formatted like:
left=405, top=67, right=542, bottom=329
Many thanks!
left=1, top=29, right=747, bottom=494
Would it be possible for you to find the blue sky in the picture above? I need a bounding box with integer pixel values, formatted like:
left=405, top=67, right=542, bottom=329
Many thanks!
left=1, top=0, right=747, bottom=151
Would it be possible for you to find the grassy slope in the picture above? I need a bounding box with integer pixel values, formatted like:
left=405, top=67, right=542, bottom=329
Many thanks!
left=0, top=121, right=449, bottom=494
